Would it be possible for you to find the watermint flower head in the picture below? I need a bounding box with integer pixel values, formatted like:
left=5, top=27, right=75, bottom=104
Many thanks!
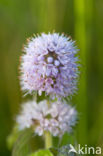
left=16, top=100, right=77, bottom=137
left=20, top=33, right=79, bottom=98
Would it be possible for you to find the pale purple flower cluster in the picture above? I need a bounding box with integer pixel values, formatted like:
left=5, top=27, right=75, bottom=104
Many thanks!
left=20, top=33, right=79, bottom=97
left=16, top=100, right=77, bottom=137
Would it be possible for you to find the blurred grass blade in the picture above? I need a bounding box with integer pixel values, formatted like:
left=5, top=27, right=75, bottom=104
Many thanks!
left=74, top=0, right=88, bottom=144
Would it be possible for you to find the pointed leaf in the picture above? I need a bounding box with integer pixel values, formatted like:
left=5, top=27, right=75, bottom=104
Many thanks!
left=29, top=149, right=53, bottom=156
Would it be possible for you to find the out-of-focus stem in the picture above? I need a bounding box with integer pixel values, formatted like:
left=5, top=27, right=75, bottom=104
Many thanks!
left=44, top=100, right=52, bottom=149
left=74, top=0, right=88, bottom=144
left=44, top=131, right=52, bottom=149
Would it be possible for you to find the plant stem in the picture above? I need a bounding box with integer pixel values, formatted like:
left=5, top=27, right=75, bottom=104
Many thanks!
left=44, top=131, right=52, bottom=149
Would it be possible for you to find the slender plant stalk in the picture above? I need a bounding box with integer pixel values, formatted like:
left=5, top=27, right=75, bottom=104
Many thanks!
left=44, top=100, right=52, bottom=149
left=44, top=131, right=52, bottom=149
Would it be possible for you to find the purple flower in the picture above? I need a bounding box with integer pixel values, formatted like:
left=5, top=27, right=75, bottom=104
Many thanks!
left=16, top=100, right=77, bottom=137
left=20, top=33, right=79, bottom=98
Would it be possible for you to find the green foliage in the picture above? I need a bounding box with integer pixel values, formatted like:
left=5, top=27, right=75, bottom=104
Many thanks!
left=49, top=147, right=58, bottom=156
left=74, top=0, right=88, bottom=145
left=9, top=126, right=45, bottom=156
left=7, top=125, right=20, bottom=150
left=29, top=149, right=53, bottom=156
left=59, top=133, right=76, bottom=147
left=9, top=127, right=45, bottom=156
left=0, top=0, right=103, bottom=155
left=50, top=146, right=82, bottom=156
left=12, top=128, right=33, bottom=156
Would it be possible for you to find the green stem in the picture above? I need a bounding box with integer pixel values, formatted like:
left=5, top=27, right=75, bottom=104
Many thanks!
left=44, top=131, right=52, bottom=149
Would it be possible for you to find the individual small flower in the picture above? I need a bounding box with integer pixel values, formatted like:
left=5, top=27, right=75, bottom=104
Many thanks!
left=20, top=33, right=79, bottom=98
left=16, top=100, right=77, bottom=137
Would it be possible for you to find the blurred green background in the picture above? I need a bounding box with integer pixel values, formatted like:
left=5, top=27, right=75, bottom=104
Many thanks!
left=0, top=0, right=103, bottom=155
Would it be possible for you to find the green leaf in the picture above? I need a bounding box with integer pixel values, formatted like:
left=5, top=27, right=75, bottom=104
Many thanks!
left=59, top=133, right=76, bottom=147
left=29, top=149, right=53, bottom=156
left=49, top=147, right=58, bottom=156
left=11, top=127, right=45, bottom=156
left=12, top=128, right=33, bottom=156
left=7, top=125, right=20, bottom=150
